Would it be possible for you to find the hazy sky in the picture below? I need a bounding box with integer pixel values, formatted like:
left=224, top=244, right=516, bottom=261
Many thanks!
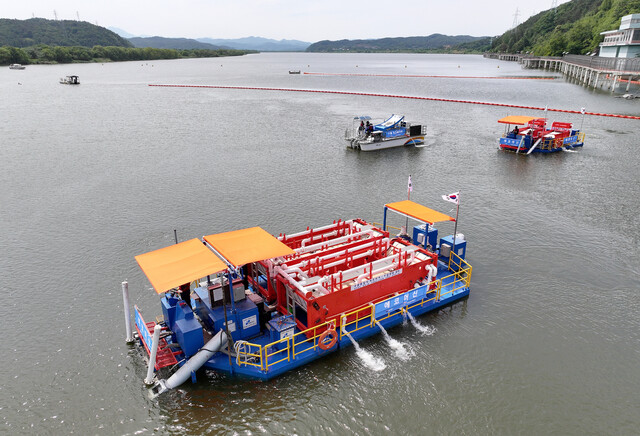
left=2, top=0, right=571, bottom=42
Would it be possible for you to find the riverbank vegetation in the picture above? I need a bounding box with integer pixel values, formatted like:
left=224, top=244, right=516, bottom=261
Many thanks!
left=491, top=0, right=640, bottom=55
left=0, top=18, right=253, bottom=65
left=0, top=44, right=253, bottom=65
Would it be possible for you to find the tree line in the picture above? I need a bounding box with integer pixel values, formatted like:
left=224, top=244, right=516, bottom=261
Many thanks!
left=0, top=44, right=253, bottom=65
left=490, top=0, right=640, bottom=56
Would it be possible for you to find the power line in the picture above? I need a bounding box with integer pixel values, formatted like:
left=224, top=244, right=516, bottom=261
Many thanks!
left=512, top=8, right=520, bottom=28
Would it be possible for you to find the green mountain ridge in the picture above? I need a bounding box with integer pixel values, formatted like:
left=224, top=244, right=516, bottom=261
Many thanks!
left=306, top=34, right=489, bottom=53
left=0, top=18, right=132, bottom=48
left=491, top=0, right=640, bottom=55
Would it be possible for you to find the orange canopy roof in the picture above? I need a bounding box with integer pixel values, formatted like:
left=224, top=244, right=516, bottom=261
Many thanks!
left=203, top=226, right=295, bottom=267
left=135, top=238, right=227, bottom=294
left=498, top=115, right=538, bottom=125
left=386, top=200, right=455, bottom=224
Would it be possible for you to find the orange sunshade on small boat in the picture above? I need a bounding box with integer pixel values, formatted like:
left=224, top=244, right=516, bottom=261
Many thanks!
left=386, top=200, right=455, bottom=224
left=135, top=238, right=227, bottom=294
left=204, top=227, right=295, bottom=267
left=498, top=115, right=538, bottom=125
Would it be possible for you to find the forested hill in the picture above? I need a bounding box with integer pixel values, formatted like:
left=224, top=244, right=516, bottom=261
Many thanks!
left=491, top=0, right=640, bottom=55
left=0, top=18, right=132, bottom=48
left=306, top=34, right=487, bottom=52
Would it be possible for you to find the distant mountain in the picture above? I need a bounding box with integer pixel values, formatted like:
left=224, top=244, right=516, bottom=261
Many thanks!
left=0, top=18, right=132, bottom=47
left=129, top=36, right=224, bottom=50
left=306, top=34, right=487, bottom=52
left=108, top=27, right=141, bottom=39
left=197, top=36, right=311, bottom=51
left=490, top=0, right=640, bottom=55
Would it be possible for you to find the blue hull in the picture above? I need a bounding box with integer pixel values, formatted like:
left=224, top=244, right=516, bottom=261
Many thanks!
left=200, top=269, right=470, bottom=380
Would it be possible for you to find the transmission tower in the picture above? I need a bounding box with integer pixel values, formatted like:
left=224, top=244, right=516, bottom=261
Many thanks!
left=76, top=11, right=80, bottom=21
left=512, top=8, right=520, bottom=28
left=53, top=10, right=58, bottom=20
left=551, top=0, right=558, bottom=10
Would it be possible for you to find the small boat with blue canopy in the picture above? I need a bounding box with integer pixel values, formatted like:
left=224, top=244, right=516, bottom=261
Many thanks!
left=498, top=115, right=585, bottom=154
left=123, top=200, right=471, bottom=395
left=346, top=114, right=427, bottom=151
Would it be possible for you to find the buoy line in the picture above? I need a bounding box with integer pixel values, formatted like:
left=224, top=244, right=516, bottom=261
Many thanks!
left=149, top=84, right=640, bottom=120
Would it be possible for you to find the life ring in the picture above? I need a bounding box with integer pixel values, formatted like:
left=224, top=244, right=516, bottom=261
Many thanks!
left=318, top=328, right=338, bottom=350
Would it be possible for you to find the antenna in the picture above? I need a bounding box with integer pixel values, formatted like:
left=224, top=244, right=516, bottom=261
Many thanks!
left=512, top=8, right=520, bottom=28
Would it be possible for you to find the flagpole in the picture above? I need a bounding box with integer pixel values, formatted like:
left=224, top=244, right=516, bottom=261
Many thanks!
left=405, top=175, right=411, bottom=233
left=452, top=191, right=460, bottom=256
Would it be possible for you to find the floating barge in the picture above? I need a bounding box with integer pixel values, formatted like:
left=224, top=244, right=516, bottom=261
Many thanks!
left=498, top=115, right=585, bottom=154
left=124, top=200, right=472, bottom=393
left=60, top=75, right=80, bottom=85
left=346, top=115, right=427, bottom=151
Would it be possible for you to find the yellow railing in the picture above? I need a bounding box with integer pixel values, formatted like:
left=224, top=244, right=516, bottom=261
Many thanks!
left=236, top=342, right=264, bottom=371
left=234, top=257, right=472, bottom=374
left=371, top=222, right=401, bottom=232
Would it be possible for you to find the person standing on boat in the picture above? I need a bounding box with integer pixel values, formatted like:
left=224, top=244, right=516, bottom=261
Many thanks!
left=179, top=283, right=191, bottom=308
left=366, top=121, right=373, bottom=136
left=514, top=126, right=519, bottom=136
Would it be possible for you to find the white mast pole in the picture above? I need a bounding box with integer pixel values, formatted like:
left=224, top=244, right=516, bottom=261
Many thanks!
left=452, top=192, right=460, bottom=256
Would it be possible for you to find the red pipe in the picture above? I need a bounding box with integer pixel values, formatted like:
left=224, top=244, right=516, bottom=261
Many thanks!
left=149, top=84, right=640, bottom=120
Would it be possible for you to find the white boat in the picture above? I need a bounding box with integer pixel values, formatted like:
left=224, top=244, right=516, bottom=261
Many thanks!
left=60, top=75, right=80, bottom=85
left=345, top=115, right=426, bottom=151
left=9, top=64, right=26, bottom=70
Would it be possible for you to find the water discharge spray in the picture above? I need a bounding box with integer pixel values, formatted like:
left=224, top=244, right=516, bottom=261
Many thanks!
left=375, top=320, right=414, bottom=361
left=406, top=311, right=437, bottom=336
left=343, top=330, right=386, bottom=371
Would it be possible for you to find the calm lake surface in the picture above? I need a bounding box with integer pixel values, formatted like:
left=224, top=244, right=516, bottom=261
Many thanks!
left=1, top=53, right=639, bottom=435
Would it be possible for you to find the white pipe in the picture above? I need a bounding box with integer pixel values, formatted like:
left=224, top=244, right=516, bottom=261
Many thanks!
left=320, top=251, right=406, bottom=288
left=280, top=220, right=354, bottom=240
left=322, top=250, right=373, bottom=271
left=356, top=265, right=394, bottom=284
left=294, top=229, right=375, bottom=254
left=425, top=264, right=435, bottom=284
left=355, top=252, right=407, bottom=284
left=351, top=249, right=417, bottom=285
left=286, top=238, right=389, bottom=270
left=282, top=266, right=309, bottom=279
left=274, top=265, right=309, bottom=295
left=275, top=265, right=329, bottom=295
left=144, top=324, right=162, bottom=385
left=304, top=283, right=329, bottom=294
left=301, top=231, right=338, bottom=247
left=153, top=330, right=227, bottom=395
left=122, top=281, right=133, bottom=343
left=527, top=138, right=542, bottom=155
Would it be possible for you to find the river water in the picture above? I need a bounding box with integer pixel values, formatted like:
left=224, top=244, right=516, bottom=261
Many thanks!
left=1, top=53, right=639, bottom=435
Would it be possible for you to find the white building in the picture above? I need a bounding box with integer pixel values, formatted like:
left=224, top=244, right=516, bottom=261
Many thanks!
left=599, top=14, right=640, bottom=58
